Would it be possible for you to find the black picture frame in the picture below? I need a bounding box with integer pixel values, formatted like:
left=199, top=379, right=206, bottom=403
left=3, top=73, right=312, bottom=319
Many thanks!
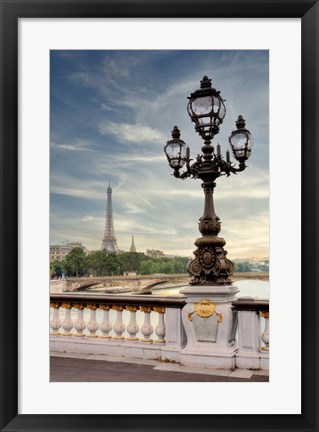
left=0, top=1, right=318, bottom=431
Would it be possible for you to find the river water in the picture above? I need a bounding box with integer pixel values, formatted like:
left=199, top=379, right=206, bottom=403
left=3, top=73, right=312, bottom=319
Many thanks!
left=153, top=279, right=269, bottom=299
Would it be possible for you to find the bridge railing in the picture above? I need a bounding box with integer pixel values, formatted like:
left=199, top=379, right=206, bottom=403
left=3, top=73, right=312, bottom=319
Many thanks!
left=50, top=292, right=269, bottom=369
left=50, top=293, right=187, bottom=363
left=55, top=272, right=268, bottom=293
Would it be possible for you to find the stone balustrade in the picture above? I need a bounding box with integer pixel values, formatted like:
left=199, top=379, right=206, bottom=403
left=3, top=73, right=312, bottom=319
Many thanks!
left=50, top=293, right=187, bottom=363
left=50, top=292, right=269, bottom=370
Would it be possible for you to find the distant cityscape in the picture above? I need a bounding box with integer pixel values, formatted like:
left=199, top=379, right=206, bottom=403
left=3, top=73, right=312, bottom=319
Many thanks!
left=50, top=240, right=168, bottom=262
left=50, top=240, right=268, bottom=266
left=50, top=182, right=269, bottom=276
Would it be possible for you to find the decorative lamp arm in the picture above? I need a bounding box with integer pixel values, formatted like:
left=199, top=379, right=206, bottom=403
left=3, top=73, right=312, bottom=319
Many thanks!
left=225, top=161, right=246, bottom=175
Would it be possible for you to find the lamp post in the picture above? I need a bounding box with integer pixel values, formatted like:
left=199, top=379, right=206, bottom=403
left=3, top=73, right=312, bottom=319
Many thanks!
left=164, top=76, right=253, bottom=286
left=164, top=76, right=254, bottom=368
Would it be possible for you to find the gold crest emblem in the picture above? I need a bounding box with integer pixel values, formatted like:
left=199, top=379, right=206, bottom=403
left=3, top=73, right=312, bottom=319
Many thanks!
left=187, top=299, right=223, bottom=323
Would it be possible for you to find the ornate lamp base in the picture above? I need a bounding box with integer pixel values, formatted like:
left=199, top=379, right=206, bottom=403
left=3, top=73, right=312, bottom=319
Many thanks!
left=180, top=284, right=239, bottom=369
left=187, top=235, right=234, bottom=285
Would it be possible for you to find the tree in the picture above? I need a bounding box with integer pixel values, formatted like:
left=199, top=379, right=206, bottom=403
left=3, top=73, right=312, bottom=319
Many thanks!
left=119, top=252, right=149, bottom=274
left=105, top=252, right=122, bottom=276
left=50, top=259, right=64, bottom=278
left=140, top=260, right=159, bottom=275
left=139, top=255, right=189, bottom=275
left=50, top=262, right=55, bottom=278
left=173, top=256, right=189, bottom=273
left=63, top=247, right=87, bottom=277
left=235, top=261, right=252, bottom=272
left=87, top=250, right=123, bottom=276
left=158, top=259, right=175, bottom=274
left=87, top=250, right=107, bottom=276
left=257, top=263, right=269, bottom=272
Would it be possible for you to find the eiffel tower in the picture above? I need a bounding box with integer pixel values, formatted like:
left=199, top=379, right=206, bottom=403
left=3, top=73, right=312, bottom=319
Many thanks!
left=101, top=181, right=118, bottom=252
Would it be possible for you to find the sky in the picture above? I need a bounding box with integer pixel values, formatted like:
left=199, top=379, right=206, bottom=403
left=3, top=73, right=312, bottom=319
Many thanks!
left=50, top=50, right=269, bottom=259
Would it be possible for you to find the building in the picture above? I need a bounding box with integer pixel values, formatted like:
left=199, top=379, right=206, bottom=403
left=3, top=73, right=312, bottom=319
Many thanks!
left=129, top=235, right=136, bottom=253
left=101, top=181, right=118, bottom=252
left=50, top=242, right=88, bottom=262
left=145, top=249, right=165, bottom=259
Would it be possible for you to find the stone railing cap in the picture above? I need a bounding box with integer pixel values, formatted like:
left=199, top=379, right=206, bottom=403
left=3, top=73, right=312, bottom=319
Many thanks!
left=50, top=292, right=186, bottom=309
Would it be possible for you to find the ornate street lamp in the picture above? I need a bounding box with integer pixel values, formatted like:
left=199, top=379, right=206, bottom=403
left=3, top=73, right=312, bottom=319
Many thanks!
left=164, top=76, right=253, bottom=286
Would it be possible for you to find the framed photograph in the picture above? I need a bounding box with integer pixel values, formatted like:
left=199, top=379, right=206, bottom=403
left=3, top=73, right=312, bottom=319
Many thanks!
left=1, top=1, right=318, bottom=431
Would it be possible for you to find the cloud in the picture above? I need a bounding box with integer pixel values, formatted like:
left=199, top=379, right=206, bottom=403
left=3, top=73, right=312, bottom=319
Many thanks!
left=79, top=215, right=104, bottom=223
left=128, top=154, right=165, bottom=163
left=115, top=218, right=177, bottom=237
left=50, top=174, right=106, bottom=200
left=123, top=203, right=147, bottom=215
left=51, top=140, right=97, bottom=153
left=98, top=122, right=166, bottom=145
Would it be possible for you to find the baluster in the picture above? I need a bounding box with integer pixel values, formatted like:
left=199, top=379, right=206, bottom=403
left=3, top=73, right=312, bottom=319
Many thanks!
left=126, top=305, right=139, bottom=341
left=86, top=304, right=99, bottom=338
left=112, top=305, right=125, bottom=341
left=73, top=303, right=86, bottom=337
left=50, top=302, right=61, bottom=335
left=154, top=306, right=166, bottom=344
left=61, top=303, right=73, bottom=336
left=140, top=306, right=153, bottom=343
left=261, top=311, right=269, bottom=351
left=99, top=305, right=112, bottom=339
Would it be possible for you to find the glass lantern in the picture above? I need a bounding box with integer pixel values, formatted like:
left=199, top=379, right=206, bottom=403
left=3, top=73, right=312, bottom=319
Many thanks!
left=229, top=115, right=254, bottom=161
left=187, top=76, right=226, bottom=141
left=164, top=126, right=187, bottom=170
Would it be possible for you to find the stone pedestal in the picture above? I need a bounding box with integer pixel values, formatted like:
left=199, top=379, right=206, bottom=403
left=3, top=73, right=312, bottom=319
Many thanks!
left=179, top=284, right=239, bottom=369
